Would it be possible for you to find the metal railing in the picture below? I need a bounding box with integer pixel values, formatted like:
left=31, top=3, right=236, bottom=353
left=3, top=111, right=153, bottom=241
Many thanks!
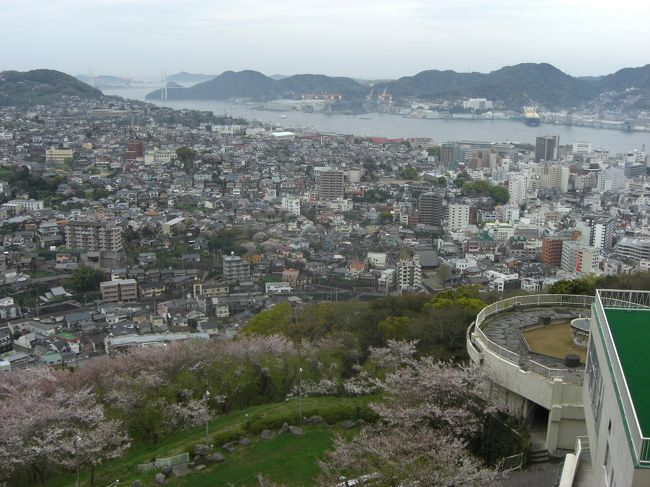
left=496, top=452, right=524, bottom=472
left=137, top=452, right=189, bottom=472
left=471, top=294, right=594, bottom=385
left=598, top=289, right=650, bottom=310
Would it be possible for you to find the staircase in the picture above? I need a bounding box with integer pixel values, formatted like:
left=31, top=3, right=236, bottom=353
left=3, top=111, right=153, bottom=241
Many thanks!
left=530, top=447, right=550, bottom=464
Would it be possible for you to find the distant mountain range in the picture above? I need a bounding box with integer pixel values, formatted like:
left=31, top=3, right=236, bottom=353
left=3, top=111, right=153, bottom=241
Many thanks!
left=147, top=70, right=368, bottom=103
left=166, top=72, right=217, bottom=83
left=1, top=64, right=649, bottom=113
left=146, top=63, right=650, bottom=113
left=0, top=69, right=103, bottom=106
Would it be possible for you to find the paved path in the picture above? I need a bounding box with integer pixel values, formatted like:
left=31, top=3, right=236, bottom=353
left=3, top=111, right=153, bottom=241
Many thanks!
left=499, top=461, right=562, bottom=487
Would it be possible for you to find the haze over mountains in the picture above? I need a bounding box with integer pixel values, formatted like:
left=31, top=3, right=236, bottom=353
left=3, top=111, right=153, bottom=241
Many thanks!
left=1, top=63, right=649, bottom=114
left=145, top=63, right=650, bottom=113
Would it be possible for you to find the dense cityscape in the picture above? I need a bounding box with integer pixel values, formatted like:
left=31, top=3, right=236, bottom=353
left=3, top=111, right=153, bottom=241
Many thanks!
left=3, top=0, right=650, bottom=486
left=0, top=93, right=648, bottom=370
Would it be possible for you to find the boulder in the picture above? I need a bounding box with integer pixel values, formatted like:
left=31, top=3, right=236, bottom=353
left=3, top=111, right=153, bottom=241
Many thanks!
left=279, top=422, right=289, bottom=434
left=306, top=415, right=323, bottom=425
left=222, top=442, right=236, bottom=454
left=194, top=464, right=206, bottom=471
left=131, top=481, right=142, bottom=487
left=161, top=466, right=173, bottom=478
left=194, top=455, right=209, bottom=466
left=192, top=444, right=210, bottom=456
left=288, top=425, right=304, bottom=436
left=154, top=473, right=166, bottom=485
left=341, top=420, right=356, bottom=430
left=260, top=429, right=276, bottom=441
left=238, top=437, right=251, bottom=446
left=210, top=453, right=226, bottom=463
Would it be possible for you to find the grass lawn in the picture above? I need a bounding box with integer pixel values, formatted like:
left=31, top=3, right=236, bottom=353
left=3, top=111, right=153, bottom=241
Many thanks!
left=522, top=321, right=587, bottom=363
left=170, top=427, right=332, bottom=486
left=42, top=395, right=375, bottom=487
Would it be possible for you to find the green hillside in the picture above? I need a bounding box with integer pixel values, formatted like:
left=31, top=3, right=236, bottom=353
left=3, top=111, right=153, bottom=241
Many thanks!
left=0, top=69, right=104, bottom=106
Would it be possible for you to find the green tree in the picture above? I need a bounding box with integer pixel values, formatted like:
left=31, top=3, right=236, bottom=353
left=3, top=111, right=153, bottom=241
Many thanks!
left=243, top=302, right=294, bottom=336
left=489, top=185, right=509, bottom=204
left=379, top=210, right=393, bottom=224
left=400, top=166, right=418, bottom=180
left=454, top=171, right=471, bottom=188
left=70, top=265, right=107, bottom=293
left=176, top=146, right=198, bottom=173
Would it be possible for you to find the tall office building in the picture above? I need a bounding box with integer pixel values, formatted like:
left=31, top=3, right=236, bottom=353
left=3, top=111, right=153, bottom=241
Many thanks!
left=418, top=192, right=444, bottom=226
left=318, top=170, right=344, bottom=200
left=535, top=135, right=560, bottom=162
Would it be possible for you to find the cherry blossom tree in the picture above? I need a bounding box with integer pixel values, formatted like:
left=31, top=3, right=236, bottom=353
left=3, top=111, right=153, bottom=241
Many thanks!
left=320, top=347, right=500, bottom=487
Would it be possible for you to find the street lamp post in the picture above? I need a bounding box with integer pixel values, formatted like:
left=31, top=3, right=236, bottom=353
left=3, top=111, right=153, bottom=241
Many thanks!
left=74, top=435, right=81, bottom=487
left=299, top=367, right=303, bottom=424
left=203, top=390, right=210, bottom=447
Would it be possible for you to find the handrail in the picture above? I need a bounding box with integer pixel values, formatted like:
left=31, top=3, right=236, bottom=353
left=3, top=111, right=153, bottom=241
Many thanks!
left=471, top=294, right=594, bottom=385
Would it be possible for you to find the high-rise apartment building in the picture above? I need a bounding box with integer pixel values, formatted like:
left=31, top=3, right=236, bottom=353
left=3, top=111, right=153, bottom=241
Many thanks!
left=535, top=135, right=559, bottom=162
left=281, top=196, right=301, bottom=217
left=447, top=204, right=471, bottom=232
left=508, top=173, right=528, bottom=206
left=589, top=216, right=615, bottom=251
left=64, top=221, right=123, bottom=252
left=597, top=166, right=625, bottom=193
left=418, top=192, right=444, bottom=226
left=396, top=255, right=422, bottom=291
left=561, top=241, right=600, bottom=275
left=222, top=253, right=251, bottom=284
left=541, top=237, right=565, bottom=266
left=318, top=170, right=344, bottom=200
left=540, top=163, right=569, bottom=193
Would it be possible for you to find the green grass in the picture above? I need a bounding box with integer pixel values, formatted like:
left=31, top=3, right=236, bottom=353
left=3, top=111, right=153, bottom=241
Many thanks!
left=605, top=308, right=650, bottom=436
left=42, top=395, right=376, bottom=487
left=171, top=427, right=332, bottom=486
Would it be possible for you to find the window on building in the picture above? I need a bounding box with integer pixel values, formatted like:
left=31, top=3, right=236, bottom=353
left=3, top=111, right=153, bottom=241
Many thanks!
left=586, top=339, right=604, bottom=428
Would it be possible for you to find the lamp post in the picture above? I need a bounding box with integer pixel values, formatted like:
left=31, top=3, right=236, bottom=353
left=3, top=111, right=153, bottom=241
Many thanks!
left=299, top=367, right=303, bottom=424
left=74, top=435, right=81, bottom=487
left=203, top=390, right=210, bottom=447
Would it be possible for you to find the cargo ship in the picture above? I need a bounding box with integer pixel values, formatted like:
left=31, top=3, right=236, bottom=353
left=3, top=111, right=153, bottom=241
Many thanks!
left=523, top=106, right=541, bottom=126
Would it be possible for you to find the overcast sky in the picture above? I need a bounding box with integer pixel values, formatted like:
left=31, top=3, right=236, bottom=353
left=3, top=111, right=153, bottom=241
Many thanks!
left=1, top=0, right=649, bottom=80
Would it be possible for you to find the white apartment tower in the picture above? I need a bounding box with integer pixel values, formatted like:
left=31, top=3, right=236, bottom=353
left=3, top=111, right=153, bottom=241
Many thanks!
left=396, top=255, right=422, bottom=291
left=447, top=204, right=471, bottom=232
left=281, top=196, right=301, bottom=217
left=508, top=173, right=528, bottom=207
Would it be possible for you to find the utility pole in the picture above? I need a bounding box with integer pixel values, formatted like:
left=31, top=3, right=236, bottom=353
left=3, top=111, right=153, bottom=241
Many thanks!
left=203, top=390, right=210, bottom=447
left=299, top=367, right=303, bottom=424
left=74, top=435, right=81, bottom=487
